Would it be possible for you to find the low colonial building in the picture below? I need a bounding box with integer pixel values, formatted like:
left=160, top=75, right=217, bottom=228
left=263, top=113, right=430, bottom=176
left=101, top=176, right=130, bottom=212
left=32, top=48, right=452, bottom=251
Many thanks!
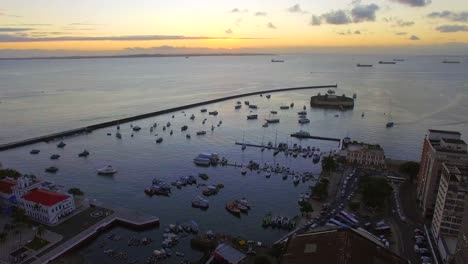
left=8, top=176, right=77, bottom=225
left=345, top=142, right=385, bottom=168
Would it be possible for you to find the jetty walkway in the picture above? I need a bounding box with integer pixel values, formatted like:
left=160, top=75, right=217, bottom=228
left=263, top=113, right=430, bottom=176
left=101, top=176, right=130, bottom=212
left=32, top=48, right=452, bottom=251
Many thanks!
left=0, top=84, right=337, bottom=151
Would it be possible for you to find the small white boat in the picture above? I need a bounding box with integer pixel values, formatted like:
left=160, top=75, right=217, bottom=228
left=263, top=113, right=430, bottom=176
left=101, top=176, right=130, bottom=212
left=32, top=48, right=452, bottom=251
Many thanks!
left=298, top=118, right=310, bottom=124
left=297, top=111, right=307, bottom=115
left=97, top=165, right=118, bottom=175
left=241, top=168, right=247, bottom=175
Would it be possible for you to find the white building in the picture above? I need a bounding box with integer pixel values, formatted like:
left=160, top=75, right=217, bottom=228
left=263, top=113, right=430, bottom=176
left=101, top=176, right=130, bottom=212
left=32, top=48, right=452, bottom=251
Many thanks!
left=345, top=143, right=386, bottom=168
left=12, top=177, right=76, bottom=225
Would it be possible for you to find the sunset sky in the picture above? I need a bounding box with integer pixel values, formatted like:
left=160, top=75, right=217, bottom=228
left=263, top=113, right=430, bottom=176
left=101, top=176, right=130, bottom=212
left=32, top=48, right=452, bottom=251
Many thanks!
left=1, top=0, right=467, bottom=56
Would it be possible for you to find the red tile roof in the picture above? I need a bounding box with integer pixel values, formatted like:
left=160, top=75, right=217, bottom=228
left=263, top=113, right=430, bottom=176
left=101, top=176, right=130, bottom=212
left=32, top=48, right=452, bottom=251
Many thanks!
left=0, top=178, right=16, bottom=194
left=22, top=189, right=69, bottom=206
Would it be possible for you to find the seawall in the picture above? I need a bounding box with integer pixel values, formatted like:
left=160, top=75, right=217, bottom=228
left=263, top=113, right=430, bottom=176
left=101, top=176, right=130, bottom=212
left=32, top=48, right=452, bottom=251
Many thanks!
left=0, top=84, right=337, bottom=151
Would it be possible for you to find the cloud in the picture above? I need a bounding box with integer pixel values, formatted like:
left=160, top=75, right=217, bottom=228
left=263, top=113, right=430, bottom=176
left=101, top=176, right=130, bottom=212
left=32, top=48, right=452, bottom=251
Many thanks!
left=254, top=11, right=267, bottom=17
left=230, top=8, right=248, bottom=13
left=409, top=35, right=420, bottom=40
left=69, top=23, right=103, bottom=26
left=323, top=10, right=352, bottom=25
left=337, top=29, right=362, bottom=35
left=225, top=28, right=233, bottom=34
left=351, top=4, right=379, bottom=22
left=395, top=32, right=407, bottom=35
left=0, top=27, right=34, bottom=32
left=287, top=4, right=307, bottom=14
left=427, top=11, right=468, bottom=22
left=267, top=22, right=277, bottom=29
left=383, top=17, right=415, bottom=27
left=435, top=25, right=468, bottom=33
left=390, top=0, right=431, bottom=7
left=310, top=15, right=322, bottom=26
left=0, top=34, right=267, bottom=43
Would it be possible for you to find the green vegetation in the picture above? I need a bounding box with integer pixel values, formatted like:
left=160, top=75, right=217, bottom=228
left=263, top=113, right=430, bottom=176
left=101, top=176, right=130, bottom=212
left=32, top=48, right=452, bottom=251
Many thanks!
left=399, top=161, right=420, bottom=182
left=299, top=202, right=313, bottom=214
left=12, top=208, right=30, bottom=226
left=0, top=168, right=21, bottom=179
left=25, top=236, right=50, bottom=251
left=68, top=187, right=84, bottom=196
left=0, top=232, right=7, bottom=243
left=348, top=201, right=360, bottom=211
left=254, top=255, right=272, bottom=264
left=321, top=156, right=337, bottom=174
left=312, top=178, right=329, bottom=200
left=359, top=175, right=393, bottom=210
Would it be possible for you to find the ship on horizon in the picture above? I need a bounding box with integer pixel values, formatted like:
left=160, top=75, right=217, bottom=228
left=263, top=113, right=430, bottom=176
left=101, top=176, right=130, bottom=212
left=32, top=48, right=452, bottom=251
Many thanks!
left=356, top=63, right=373, bottom=67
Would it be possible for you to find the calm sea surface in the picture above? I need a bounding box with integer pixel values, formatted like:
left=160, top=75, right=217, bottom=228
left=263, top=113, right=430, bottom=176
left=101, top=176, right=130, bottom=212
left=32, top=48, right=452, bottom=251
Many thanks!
left=0, top=54, right=467, bottom=263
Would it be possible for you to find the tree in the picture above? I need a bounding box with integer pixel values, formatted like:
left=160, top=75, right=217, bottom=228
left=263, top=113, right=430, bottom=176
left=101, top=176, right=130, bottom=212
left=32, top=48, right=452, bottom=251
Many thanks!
left=12, top=207, right=29, bottom=225
left=0, top=232, right=7, bottom=244
left=300, top=202, right=313, bottom=214
left=321, top=156, right=337, bottom=174
left=67, top=188, right=84, bottom=196
left=349, top=201, right=360, bottom=211
left=0, top=168, right=21, bottom=179
left=254, top=255, right=272, bottom=264
left=399, top=161, right=420, bottom=182
left=359, top=175, right=393, bottom=209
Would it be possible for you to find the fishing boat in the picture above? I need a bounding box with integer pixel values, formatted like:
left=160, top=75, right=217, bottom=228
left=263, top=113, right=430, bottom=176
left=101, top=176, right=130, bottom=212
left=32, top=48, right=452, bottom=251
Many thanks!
left=50, top=154, right=60, bottom=160
left=57, top=141, right=66, bottom=148
left=181, top=125, right=188, bottom=131
left=293, top=175, right=300, bottom=184
left=290, top=102, right=294, bottom=108
left=45, top=166, right=58, bottom=173
left=190, top=114, right=195, bottom=120
left=237, top=198, right=251, bottom=209
left=97, top=165, right=118, bottom=175
left=200, top=108, right=207, bottom=113
left=249, top=104, right=258, bottom=109
left=235, top=201, right=249, bottom=213
left=266, top=118, right=280, bottom=124
left=186, top=134, right=191, bottom=139
left=241, top=168, right=247, bottom=175
left=271, top=59, right=284, bottom=63
left=226, top=201, right=241, bottom=216
left=132, top=126, right=141, bottom=131
left=262, top=123, right=269, bottom=128
left=266, top=94, right=271, bottom=99
left=244, top=101, right=250, bottom=105
left=356, top=64, right=373, bottom=67
left=280, top=105, right=290, bottom=110
left=30, top=149, right=40, bottom=154
left=196, top=131, right=207, bottom=135
left=166, top=122, right=171, bottom=127
left=235, top=104, right=242, bottom=109
left=78, top=150, right=90, bottom=157
left=208, top=110, right=218, bottom=116
left=378, top=61, right=396, bottom=64
left=270, top=110, right=278, bottom=114
left=386, top=122, right=394, bottom=128
left=116, top=132, right=122, bottom=139
left=247, top=114, right=258, bottom=120
left=156, top=137, right=163, bottom=143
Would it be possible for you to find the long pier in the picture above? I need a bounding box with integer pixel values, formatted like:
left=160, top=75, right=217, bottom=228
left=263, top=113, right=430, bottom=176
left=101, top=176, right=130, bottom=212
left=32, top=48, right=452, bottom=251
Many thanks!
left=0, top=84, right=337, bottom=151
left=290, top=134, right=341, bottom=142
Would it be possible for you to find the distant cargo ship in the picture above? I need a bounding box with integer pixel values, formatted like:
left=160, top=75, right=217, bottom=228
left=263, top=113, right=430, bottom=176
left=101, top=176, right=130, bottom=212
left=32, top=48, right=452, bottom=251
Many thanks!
left=378, top=61, right=396, bottom=65
left=442, top=60, right=460, bottom=64
left=356, top=64, right=373, bottom=67
left=393, top=59, right=405, bottom=62
left=271, top=59, right=285, bottom=63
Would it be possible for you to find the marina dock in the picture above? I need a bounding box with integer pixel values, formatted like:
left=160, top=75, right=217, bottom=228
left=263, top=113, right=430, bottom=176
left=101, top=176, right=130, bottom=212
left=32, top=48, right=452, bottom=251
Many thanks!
left=0, top=84, right=337, bottom=151
left=290, top=134, right=341, bottom=142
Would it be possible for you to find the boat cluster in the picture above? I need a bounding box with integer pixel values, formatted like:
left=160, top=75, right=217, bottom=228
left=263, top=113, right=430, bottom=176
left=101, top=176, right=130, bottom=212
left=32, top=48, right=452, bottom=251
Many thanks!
left=171, top=175, right=197, bottom=189
left=30, top=141, right=91, bottom=174
left=103, top=249, right=129, bottom=261
left=145, top=178, right=172, bottom=196
left=225, top=198, right=251, bottom=216
left=262, top=213, right=299, bottom=230
left=127, top=237, right=153, bottom=247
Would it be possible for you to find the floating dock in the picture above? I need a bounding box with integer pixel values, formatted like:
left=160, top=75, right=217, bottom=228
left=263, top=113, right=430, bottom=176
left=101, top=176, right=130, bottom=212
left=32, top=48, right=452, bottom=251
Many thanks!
left=0, top=84, right=337, bottom=151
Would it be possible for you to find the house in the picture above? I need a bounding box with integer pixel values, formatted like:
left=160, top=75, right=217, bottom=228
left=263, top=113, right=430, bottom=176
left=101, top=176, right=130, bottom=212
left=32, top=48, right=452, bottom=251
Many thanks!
left=345, top=142, right=385, bottom=168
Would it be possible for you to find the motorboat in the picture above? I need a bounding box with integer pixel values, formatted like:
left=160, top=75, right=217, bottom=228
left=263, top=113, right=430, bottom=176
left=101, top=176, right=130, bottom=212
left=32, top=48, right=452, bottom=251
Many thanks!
left=181, top=125, right=188, bottom=131
left=386, top=122, right=394, bottom=128
left=170, top=130, right=173, bottom=135
left=50, top=154, right=60, bottom=160
left=200, top=108, right=207, bottom=113
left=293, top=175, right=300, bottom=184
left=327, top=89, right=335, bottom=94
left=303, top=105, right=306, bottom=110
left=237, top=198, right=251, bottom=209
left=30, top=149, right=40, bottom=154
left=298, top=118, right=310, bottom=124
left=208, top=110, right=218, bottom=116
left=156, top=137, right=163, bottom=143
left=242, top=144, right=247, bottom=150
left=190, top=114, right=195, bottom=120
left=132, top=126, right=141, bottom=131
left=235, top=201, right=249, bottom=213
left=57, top=141, right=66, bottom=148
left=244, top=101, right=250, bottom=105
left=236, top=101, right=242, bottom=105
left=116, top=132, right=122, bottom=139
left=186, top=134, right=191, bottom=139
left=247, top=114, right=258, bottom=120
left=202, top=185, right=218, bottom=196
left=266, top=94, right=271, bottom=99
left=45, top=166, right=58, bottom=173
left=312, top=153, right=321, bottom=163
left=166, top=122, right=171, bottom=127
left=192, top=196, right=209, bottom=209
left=262, top=123, right=269, bottom=128
left=290, top=102, right=294, bottom=108
left=249, top=104, right=258, bottom=109
left=297, top=111, right=307, bottom=115
left=241, top=168, right=247, bottom=175
left=280, top=105, right=290, bottom=110
left=78, top=150, right=90, bottom=157
left=194, top=157, right=211, bottom=167
left=270, top=111, right=278, bottom=114
left=196, top=131, right=207, bottom=136
left=265, top=173, right=271, bottom=178
left=97, top=165, right=118, bottom=175
left=235, top=105, right=242, bottom=109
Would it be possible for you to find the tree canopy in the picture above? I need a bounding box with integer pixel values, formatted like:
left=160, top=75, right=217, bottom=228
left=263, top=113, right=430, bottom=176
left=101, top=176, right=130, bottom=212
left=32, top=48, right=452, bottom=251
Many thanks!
left=359, top=175, right=393, bottom=209
left=321, top=156, right=337, bottom=174
left=68, top=188, right=84, bottom=196
left=399, top=161, right=420, bottom=181
left=0, top=168, right=21, bottom=179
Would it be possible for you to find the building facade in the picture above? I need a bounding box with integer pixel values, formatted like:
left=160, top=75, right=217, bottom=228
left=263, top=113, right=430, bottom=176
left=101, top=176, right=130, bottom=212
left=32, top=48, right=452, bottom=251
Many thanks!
left=345, top=143, right=385, bottom=168
left=11, top=177, right=76, bottom=225
left=416, top=130, right=468, bottom=218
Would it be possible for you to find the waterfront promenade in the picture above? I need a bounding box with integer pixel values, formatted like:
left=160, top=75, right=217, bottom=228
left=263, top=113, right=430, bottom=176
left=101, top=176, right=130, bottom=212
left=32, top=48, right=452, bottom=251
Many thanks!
left=28, top=201, right=159, bottom=264
left=0, top=84, right=337, bottom=151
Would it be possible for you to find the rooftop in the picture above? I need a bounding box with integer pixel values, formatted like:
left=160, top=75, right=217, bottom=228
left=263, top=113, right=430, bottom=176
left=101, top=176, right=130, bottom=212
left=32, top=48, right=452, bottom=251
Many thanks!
left=0, top=178, right=17, bottom=194
left=281, top=227, right=406, bottom=264
left=442, top=138, right=467, bottom=145
left=22, top=189, right=70, bottom=206
left=213, top=243, right=246, bottom=264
